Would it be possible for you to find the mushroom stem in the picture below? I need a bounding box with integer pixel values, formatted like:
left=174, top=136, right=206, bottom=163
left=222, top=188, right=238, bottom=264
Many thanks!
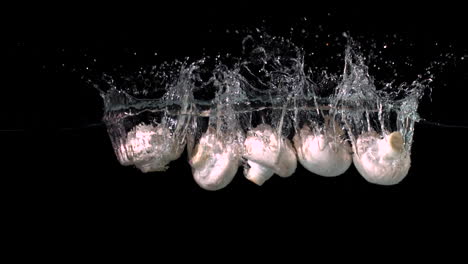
left=244, top=160, right=274, bottom=186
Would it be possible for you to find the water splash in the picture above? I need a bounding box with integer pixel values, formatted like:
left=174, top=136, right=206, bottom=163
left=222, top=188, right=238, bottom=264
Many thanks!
left=334, top=40, right=430, bottom=153
left=101, top=61, right=196, bottom=171
left=94, top=32, right=435, bottom=188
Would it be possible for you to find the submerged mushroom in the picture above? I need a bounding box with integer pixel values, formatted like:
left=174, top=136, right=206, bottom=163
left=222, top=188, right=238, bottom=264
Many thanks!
left=189, top=129, right=240, bottom=191
left=293, top=118, right=352, bottom=177
left=352, top=131, right=411, bottom=185
left=126, top=123, right=185, bottom=172
left=243, top=124, right=297, bottom=186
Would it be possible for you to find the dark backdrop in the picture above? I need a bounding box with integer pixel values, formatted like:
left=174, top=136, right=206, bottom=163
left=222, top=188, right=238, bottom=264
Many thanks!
left=4, top=6, right=468, bottom=212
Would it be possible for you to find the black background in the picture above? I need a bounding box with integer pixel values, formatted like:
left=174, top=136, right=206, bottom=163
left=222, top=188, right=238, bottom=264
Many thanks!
left=3, top=5, right=468, bottom=221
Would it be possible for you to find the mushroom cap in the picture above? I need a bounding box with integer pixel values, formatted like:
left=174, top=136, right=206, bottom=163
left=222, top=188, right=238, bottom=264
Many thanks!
left=353, top=131, right=411, bottom=185
left=275, top=138, right=297, bottom=178
left=243, top=125, right=297, bottom=184
left=190, top=131, right=239, bottom=191
left=293, top=127, right=352, bottom=177
left=126, top=124, right=185, bottom=172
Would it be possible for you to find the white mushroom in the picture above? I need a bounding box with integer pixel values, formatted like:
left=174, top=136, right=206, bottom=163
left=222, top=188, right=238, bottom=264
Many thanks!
left=189, top=129, right=240, bottom=191
left=243, top=124, right=297, bottom=186
left=125, top=123, right=185, bottom=172
left=293, top=121, right=352, bottom=177
left=353, top=131, right=411, bottom=185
